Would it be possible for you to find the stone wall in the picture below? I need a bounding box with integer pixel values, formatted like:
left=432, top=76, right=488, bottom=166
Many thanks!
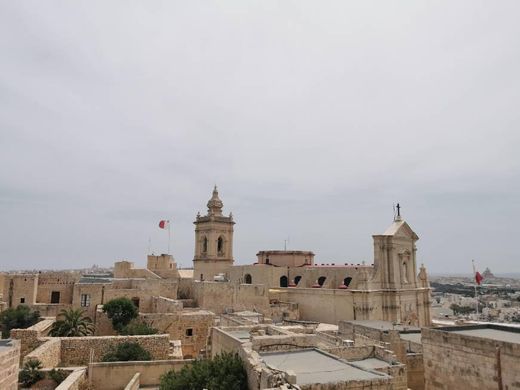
left=25, top=337, right=60, bottom=367
left=152, top=296, right=183, bottom=313
left=60, top=334, right=170, bottom=366
left=141, top=310, right=214, bottom=358
left=251, top=333, right=317, bottom=352
left=10, top=318, right=54, bottom=358
left=36, top=272, right=80, bottom=305
left=55, top=368, right=86, bottom=390
left=193, top=281, right=270, bottom=315
left=406, top=353, right=424, bottom=390
left=210, top=328, right=244, bottom=357
left=88, top=359, right=190, bottom=390
left=422, top=326, right=520, bottom=390
left=0, top=339, right=20, bottom=390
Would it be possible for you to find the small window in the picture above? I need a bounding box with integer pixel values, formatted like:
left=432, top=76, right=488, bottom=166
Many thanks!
left=51, top=291, right=60, bottom=304
left=344, top=277, right=353, bottom=287
left=266, top=257, right=270, bottom=264
left=244, top=274, right=252, bottom=284
left=20, top=297, right=25, bottom=303
left=186, top=328, right=193, bottom=336
left=294, top=276, right=302, bottom=285
left=318, top=276, right=327, bottom=287
left=280, top=276, right=288, bottom=288
left=80, top=294, right=91, bottom=307
left=131, top=297, right=140, bottom=308
left=202, top=237, right=208, bottom=253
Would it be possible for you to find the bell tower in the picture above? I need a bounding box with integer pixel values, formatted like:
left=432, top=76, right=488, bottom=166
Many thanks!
left=193, top=186, right=235, bottom=281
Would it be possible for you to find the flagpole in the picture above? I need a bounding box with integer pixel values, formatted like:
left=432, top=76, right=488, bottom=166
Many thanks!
left=472, top=259, right=478, bottom=317
left=168, top=222, right=171, bottom=255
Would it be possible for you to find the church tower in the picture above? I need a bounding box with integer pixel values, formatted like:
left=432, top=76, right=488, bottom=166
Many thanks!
left=193, top=186, right=235, bottom=281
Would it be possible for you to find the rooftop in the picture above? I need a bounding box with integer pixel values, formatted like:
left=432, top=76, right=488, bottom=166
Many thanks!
left=440, top=324, right=520, bottom=344
left=260, top=349, right=388, bottom=385
left=347, top=320, right=421, bottom=332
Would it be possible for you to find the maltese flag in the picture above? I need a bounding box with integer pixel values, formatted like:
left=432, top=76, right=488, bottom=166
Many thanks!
left=158, top=220, right=170, bottom=229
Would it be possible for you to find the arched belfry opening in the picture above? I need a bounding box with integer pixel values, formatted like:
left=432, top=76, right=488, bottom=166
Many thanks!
left=217, top=236, right=224, bottom=256
left=280, top=275, right=288, bottom=288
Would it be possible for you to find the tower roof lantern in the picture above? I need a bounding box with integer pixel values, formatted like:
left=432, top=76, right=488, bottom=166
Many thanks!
left=207, top=185, right=224, bottom=216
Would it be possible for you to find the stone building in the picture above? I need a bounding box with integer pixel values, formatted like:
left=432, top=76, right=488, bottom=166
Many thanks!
left=191, top=187, right=432, bottom=327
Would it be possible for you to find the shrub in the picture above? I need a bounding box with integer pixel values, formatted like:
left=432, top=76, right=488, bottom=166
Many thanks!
left=19, top=359, right=44, bottom=387
left=159, top=352, right=247, bottom=390
left=49, top=368, right=69, bottom=385
left=0, top=305, right=40, bottom=338
left=49, top=308, right=94, bottom=337
left=120, top=319, right=158, bottom=335
left=102, top=298, right=138, bottom=332
left=102, top=342, right=152, bottom=362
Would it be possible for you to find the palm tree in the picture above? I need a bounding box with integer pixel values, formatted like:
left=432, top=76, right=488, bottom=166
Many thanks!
left=49, top=308, right=94, bottom=337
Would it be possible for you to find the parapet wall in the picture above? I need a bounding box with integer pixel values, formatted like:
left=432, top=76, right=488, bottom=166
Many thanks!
left=60, top=334, right=170, bottom=366
left=422, top=327, right=520, bottom=390
left=88, top=359, right=190, bottom=390
left=0, top=339, right=20, bottom=390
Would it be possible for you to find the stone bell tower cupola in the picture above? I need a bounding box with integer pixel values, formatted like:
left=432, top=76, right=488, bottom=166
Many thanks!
left=193, top=186, right=235, bottom=281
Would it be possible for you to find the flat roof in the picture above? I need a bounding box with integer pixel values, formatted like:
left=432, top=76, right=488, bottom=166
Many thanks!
left=347, top=320, right=420, bottom=332
left=350, top=358, right=391, bottom=370
left=400, top=333, right=422, bottom=344
left=450, top=328, right=520, bottom=344
left=261, top=349, right=387, bottom=385
left=228, top=330, right=251, bottom=341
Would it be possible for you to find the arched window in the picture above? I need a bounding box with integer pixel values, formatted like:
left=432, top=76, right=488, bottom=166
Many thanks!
left=202, top=237, right=208, bottom=254
left=280, top=276, right=288, bottom=288
left=402, top=262, right=409, bottom=284
left=318, top=276, right=327, bottom=287
left=217, top=236, right=224, bottom=255
left=244, top=274, right=252, bottom=284
left=344, top=277, right=352, bottom=287
left=294, top=276, right=302, bottom=285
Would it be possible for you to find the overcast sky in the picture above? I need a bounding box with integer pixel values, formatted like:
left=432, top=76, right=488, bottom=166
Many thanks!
left=1, top=1, right=519, bottom=274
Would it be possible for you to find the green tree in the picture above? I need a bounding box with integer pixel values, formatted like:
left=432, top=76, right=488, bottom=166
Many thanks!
left=102, top=342, right=152, bottom=362
left=0, top=305, right=40, bottom=338
left=160, top=352, right=247, bottom=390
left=49, top=368, right=69, bottom=385
left=49, top=308, right=95, bottom=337
left=19, top=359, right=44, bottom=387
left=120, top=319, right=158, bottom=335
left=102, top=298, right=138, bottom=332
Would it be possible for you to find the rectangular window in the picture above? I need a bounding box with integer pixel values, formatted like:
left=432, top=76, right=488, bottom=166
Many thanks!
left=20, top=297, right=25, bottom=303
left=51, top=291, right=60, bottom=304
left=186, top=328, right=193, bottom=337
left=80, top=294, right=91, bottom=307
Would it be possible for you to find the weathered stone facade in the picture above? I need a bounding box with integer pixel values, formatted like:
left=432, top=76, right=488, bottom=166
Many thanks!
left=422, top=325, right=520, bottom=390
left=0, top=339, right=20, bottom=390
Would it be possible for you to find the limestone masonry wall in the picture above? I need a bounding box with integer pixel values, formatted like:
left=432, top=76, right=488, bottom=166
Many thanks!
left=60, top=334, right=170, bottom=366
left=88, top=359, right=190, bottom=390
left=0, top=339, right=20, bottom=390
left=25, top=337, right=60, bottom=367
left=422, top=327, right=520, bottom=390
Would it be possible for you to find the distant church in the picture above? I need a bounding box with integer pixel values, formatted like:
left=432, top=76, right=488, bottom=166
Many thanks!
left=190, top=187, right=432, bottom=326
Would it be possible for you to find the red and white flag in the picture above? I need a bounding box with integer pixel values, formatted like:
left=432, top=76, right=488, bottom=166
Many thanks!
left=159, top=220, right=170, bottom=229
